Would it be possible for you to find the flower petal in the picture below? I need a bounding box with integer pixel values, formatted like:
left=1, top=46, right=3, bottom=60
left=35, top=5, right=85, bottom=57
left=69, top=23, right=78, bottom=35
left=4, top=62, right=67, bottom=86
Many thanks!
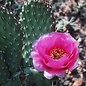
left=66, top=46, right=79, bottom=69
left=37, top=44, right=53, bottom=62
left=44, top=71, right=54, bottom=79
left=31, top=51, right=46, bottom=71
left=33, top=60, right=46, bottom=71
left=37, top=35, right=58, bottom=52
left=31, top=51, right=40, bottom=60
left=55, top=70, right=65, bottom=77
left=44, top=69, right=65, bottom=78
left=46, top=55, right=69, bottom=69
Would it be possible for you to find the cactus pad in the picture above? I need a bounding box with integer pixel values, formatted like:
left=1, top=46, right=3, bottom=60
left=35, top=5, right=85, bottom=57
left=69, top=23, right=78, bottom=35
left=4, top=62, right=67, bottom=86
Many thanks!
left=0, top=7, right=23, bottom=85
left=20, top=1, right=53, bottom=67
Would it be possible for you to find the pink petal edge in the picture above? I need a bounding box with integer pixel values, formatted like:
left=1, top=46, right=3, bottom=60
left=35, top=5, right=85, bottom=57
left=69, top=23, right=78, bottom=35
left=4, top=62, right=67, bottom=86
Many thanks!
left=44, top=71, right=54, bottom=79
left=33, top=60, right=46, bottom=71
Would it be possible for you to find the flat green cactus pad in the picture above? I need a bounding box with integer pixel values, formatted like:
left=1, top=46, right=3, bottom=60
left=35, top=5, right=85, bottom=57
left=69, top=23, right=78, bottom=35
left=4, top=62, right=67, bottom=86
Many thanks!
left=0, top=7, right=23, bottom=85
left=20, top=1, right=53, bottom=68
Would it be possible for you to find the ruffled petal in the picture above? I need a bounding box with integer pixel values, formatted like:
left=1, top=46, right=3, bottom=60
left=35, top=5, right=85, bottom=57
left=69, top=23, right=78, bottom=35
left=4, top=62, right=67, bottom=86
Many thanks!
left=46, top=55, right=69, bottom=69
left=33, top=60, right=46, bottom=71
left=44, top=69, right=65, bottom=79
left=67, top=58, right=78, bottom=70
left=31, top=51, right=46, bottom=71
left=55, top=70, right=65, bottom=77
left=44, top=71, right=54, bottom=79
left=37, top=42, right=53, bottom=62
left=37, top=35, right=58, bottom=52
left=30, top=51, right=40, bottom=60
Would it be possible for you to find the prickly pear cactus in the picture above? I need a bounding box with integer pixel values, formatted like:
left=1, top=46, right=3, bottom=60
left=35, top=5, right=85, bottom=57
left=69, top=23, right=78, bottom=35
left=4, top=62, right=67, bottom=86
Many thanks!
left=0, top=7, right=23, bottom=85
left=19, top=1, right=53, bottom=86
left=0, top=1, right=53, bottom=86
left=20, top=1, right=53, bottom=67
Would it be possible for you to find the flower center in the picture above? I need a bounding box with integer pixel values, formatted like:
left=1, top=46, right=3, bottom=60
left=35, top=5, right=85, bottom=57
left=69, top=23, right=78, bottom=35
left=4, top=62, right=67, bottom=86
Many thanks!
left=50, top=48, right=66, bottom=60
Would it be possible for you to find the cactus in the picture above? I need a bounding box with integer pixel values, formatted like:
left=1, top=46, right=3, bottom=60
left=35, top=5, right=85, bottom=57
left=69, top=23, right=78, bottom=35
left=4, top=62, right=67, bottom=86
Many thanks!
left=0, top=7, right=23, bottom=85
left=0, top=1, right=53, bottom=86
left=0, top=52, right=10, bottom=85
left=20, top=1, right=53, bottom=67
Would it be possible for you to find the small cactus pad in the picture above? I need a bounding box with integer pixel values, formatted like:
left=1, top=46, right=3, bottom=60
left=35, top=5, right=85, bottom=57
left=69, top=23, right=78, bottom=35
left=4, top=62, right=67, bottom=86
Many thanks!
left=3, top=68, right=52, bottom=86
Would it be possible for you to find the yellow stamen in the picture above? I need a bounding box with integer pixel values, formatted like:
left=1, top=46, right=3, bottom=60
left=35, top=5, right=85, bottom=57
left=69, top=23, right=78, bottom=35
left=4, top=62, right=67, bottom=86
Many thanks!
left=50, top=48, right=67, bottom=60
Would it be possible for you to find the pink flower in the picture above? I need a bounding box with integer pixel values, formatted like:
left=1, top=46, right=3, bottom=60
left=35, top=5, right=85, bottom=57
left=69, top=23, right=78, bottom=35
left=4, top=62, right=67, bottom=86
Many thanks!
left=31, top=32, right=79, bottom=79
